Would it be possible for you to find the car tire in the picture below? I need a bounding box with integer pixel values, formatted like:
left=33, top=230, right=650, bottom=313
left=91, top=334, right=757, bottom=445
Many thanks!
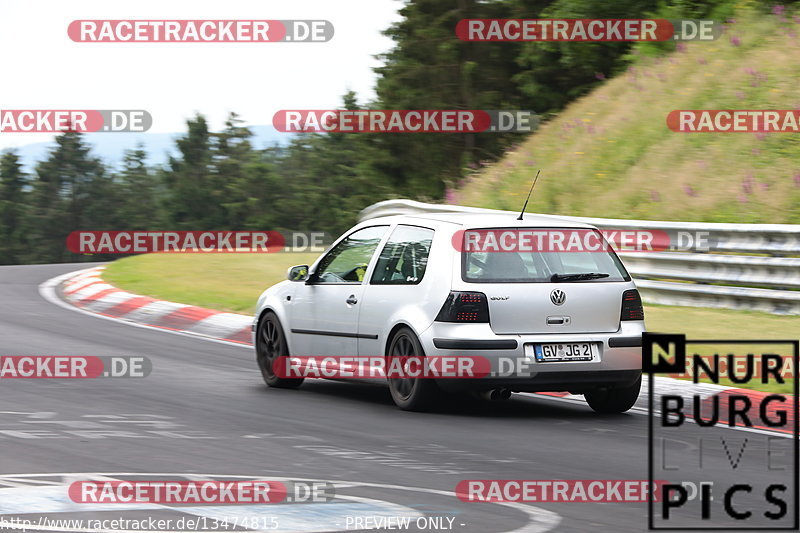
left=386, top=327, right=440, bottom=411
left=255, top=312, right=304, bottom=389
left=584, top=375, right=641, bottom=414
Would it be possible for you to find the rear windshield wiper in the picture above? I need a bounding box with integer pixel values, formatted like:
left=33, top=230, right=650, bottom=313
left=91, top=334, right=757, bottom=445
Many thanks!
left=550, top=272, right=610, bottom=282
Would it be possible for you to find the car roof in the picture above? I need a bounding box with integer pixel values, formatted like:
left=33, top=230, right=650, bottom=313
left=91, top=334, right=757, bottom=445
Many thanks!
left=361, top=212, right=597, bottom=230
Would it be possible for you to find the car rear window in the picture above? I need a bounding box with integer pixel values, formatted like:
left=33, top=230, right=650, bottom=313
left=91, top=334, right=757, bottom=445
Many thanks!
left=461, top=227, right=631, bottom=283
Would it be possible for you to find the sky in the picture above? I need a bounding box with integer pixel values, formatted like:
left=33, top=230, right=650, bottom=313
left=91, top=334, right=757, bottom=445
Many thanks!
left=0, top=0, right=402, bottom=149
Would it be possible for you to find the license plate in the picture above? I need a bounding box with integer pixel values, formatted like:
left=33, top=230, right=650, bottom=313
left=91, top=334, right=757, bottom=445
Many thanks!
left=534, top=342, right=594, bottom=362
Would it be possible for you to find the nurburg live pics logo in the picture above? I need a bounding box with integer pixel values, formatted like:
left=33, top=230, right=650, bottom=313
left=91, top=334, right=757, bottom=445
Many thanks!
left=644, top=332, right=799, bottom=530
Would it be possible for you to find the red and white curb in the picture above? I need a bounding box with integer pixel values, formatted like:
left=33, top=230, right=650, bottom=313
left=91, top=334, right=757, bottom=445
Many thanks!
left=53, top=266, right=252, bottom=345
left=43, top=267, right=795, bottom=437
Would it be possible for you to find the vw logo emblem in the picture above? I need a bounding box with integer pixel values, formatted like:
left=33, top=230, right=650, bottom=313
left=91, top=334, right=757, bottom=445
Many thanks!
left=550, top=289, right=566, bottom=306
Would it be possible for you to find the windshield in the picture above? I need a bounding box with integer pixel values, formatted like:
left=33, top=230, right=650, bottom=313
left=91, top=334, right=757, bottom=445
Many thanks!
left=461, top=227, right=631, bottom=283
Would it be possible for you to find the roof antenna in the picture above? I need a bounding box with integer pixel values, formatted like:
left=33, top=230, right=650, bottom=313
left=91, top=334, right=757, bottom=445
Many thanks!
left=517, top=169, right=541, bottom=220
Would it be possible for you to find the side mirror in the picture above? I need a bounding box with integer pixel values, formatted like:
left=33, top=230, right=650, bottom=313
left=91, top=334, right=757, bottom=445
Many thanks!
left=287, top=265, right=309, bottom=282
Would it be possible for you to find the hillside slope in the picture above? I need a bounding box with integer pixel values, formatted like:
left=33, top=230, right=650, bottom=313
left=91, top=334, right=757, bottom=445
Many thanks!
left=455, top=12, right=800, bottom=223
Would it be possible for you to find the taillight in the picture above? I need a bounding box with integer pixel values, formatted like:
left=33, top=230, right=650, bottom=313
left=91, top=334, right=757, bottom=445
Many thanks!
left=435, top=291, right=490, bottom=323
left=621, top=289, right=644, bottom=321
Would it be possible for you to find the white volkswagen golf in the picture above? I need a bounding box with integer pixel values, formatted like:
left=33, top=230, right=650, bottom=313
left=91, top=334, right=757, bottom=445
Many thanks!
left=253, top=213, right=644, bottom=412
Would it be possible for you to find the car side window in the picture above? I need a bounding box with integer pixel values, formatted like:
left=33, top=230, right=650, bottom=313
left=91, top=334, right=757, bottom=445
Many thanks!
left=370, top=225, right=434, bottom=285
left=314, top=226, right=388, bottom=283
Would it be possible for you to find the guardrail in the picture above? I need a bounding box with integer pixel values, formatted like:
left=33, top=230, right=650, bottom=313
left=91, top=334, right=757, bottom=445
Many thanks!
left=358, top=199, right=800, bottom=315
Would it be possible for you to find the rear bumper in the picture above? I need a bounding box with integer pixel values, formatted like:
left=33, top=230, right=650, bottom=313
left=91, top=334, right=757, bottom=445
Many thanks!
left=419, top=320, right=644, bottom=393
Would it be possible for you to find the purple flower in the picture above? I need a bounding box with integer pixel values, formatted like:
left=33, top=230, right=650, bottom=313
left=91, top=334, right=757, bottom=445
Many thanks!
left=676, top=43, right=687, bottom=52
left=730, top=36, right=741, bottom=47
left=743, top=67, right=755, bottom=75
left=595, top=72, right=606, bottom=80
left=682, top=185, right=696, bottom=197
left=773, top=5, right=785, bottom=16
left=697, top=57, right=707, bottom=65
left=445, top=188, right=456, bottom=204
left=468, top=162, right=478, bottom=170
left=727, top=18, right=737, bottom=24
left=755, top=132, right=767, bottom=141
left=760, top=182, right=770, bottom=191
left=738, top=194, right=748, bottom=203
left=794, top=173, right=800, bottom=187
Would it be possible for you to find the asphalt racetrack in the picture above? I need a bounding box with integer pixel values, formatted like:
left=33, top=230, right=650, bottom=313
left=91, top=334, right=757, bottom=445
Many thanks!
left=0, top=263, right=795, bottom=532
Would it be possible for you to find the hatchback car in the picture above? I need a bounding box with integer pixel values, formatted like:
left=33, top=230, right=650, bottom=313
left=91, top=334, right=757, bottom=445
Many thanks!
left=253, top=213, right=644, bottom=412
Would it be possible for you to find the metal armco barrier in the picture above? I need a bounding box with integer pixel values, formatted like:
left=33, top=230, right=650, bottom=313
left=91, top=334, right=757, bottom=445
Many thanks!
left=359, top=199, right=800, bottom=315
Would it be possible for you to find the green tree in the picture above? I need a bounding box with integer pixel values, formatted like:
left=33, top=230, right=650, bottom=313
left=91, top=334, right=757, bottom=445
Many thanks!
left=26, top=131, right=109, bottom=263
left=214, top=113, right=281, bottom=230
left=373, top=0, right=548, bottom=197
left=0, top=151, right=27, bottom=264
left=276, top=92, right=395, bottom=236
left=513, top=0, right=659, bottom=111
left=117, top=146, right=163, bottom=230
left=163, top=114, right=222, bottom=229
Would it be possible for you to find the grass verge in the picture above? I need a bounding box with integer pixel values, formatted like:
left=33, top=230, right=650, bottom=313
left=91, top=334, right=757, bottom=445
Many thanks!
left=454, top=12, right=800, bottom=224
left=103, top=252, right=320, bottom=314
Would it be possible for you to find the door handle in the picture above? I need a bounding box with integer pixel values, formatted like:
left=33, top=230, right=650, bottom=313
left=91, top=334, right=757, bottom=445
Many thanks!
left=346, top=295, right=358, bottom=305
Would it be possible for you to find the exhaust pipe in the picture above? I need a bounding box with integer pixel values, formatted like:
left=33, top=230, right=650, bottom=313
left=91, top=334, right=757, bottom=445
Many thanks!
left=480, top=388, right=512, bottom=401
